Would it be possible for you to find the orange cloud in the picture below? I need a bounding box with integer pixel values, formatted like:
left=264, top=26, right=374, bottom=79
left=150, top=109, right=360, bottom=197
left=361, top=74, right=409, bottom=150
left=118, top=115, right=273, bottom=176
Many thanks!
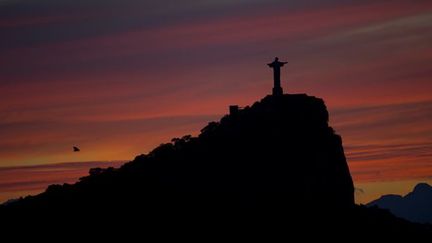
left=0, top=161, right=125, bottom=203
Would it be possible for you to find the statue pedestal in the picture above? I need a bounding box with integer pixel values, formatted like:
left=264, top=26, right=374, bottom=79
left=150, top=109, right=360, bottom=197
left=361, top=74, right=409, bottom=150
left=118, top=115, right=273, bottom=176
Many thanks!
left=272, top=86, right=283, bottom=96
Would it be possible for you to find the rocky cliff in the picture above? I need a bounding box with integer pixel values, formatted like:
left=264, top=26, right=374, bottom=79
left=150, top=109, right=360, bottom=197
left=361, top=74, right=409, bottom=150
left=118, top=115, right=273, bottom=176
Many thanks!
left=2, top=94, right=430, bottom=238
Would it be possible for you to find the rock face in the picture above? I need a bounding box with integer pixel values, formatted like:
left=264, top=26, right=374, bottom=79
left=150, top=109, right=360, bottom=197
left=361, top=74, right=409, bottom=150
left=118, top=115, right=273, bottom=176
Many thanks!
left=368, top=183, right=432, bottom=223
left=1, top=94, right=354, bottom=214
left=190, top=94, right=355, bottom=208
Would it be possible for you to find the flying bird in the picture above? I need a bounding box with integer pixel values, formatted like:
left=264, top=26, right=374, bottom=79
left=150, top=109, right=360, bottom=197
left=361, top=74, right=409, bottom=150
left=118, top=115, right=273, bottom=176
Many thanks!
left=73, top=146, right=80, bottom=152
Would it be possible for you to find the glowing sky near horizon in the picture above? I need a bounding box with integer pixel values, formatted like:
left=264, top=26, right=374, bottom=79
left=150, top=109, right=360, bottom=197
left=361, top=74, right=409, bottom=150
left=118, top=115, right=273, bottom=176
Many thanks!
left=1, top=0, right=432, bottom=203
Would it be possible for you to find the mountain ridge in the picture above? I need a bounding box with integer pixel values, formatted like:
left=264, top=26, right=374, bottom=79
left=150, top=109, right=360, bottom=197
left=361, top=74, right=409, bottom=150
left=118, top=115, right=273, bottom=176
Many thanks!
left=368, top=182, right=432, bottom=223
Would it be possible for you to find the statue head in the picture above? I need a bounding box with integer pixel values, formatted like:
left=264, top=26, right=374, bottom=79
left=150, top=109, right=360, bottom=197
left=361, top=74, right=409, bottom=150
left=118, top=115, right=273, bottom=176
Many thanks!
left=275, top=57, right=279, bottom=61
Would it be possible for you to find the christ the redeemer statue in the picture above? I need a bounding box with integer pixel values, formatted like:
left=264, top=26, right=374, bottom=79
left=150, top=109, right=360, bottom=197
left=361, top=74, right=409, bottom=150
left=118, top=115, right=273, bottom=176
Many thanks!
left=267, top=57, right=287, bottom=96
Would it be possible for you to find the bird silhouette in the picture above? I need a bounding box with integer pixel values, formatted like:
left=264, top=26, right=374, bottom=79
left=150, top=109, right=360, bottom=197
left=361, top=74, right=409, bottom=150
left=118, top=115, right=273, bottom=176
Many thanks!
left=73, top=146, right=80, bottom=152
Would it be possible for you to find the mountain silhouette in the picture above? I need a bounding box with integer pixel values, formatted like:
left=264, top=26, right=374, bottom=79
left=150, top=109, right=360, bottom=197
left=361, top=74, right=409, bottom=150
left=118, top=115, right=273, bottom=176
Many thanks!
left=1, top=94, right=431, bottom=237
left=368, top=183, right=432, bottom=224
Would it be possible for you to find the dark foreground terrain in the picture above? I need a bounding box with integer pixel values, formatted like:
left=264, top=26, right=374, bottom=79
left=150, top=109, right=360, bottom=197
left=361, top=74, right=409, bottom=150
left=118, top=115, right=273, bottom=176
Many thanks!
left=1, top=94, right=431, bottom=238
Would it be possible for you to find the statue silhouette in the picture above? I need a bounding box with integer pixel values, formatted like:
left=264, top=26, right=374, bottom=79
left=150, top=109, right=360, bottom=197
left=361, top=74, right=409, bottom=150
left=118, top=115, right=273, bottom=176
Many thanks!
left=268, top=57, right=287, bottom=96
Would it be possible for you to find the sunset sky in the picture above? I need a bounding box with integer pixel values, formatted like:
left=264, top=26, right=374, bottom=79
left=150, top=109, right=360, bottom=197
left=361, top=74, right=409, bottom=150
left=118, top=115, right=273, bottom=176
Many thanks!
left=1, top=0, right=432, bottom=204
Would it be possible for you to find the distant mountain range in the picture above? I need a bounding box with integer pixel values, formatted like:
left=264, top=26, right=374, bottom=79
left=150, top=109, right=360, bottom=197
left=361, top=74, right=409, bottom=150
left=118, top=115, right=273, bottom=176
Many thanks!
left=368, top=183, right=432, bottom=224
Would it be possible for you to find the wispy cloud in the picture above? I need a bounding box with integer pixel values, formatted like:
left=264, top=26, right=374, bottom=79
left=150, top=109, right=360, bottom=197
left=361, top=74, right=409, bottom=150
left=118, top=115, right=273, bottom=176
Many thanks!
left=0, top=161, right=125, bottom=202
left=332, top=100, right=432, bottom=182
left=0, top=114, right=219, bottom=166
